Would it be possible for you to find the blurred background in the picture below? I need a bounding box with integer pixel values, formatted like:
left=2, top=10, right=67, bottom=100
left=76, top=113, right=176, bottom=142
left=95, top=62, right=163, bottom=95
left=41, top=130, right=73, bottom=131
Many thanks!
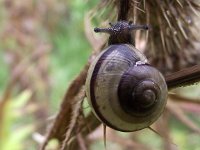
left=0, top=0, right=200, bottom=150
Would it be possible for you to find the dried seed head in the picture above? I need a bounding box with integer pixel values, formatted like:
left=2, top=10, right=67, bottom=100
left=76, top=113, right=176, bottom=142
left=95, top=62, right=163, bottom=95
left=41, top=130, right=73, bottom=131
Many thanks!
left=91, top=0, right=200, bottom=75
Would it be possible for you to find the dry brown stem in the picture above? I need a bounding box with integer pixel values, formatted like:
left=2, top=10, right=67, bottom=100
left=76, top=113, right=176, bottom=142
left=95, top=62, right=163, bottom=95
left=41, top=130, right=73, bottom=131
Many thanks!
left=62, top=113, right=100, bottom=150
left=40, top=63, right=90, bottom=150
left=41, top=12, right=107, bottom=149
left=61, top=88, right=85, bottom=150
left=166, top=64, right=200, bottom=89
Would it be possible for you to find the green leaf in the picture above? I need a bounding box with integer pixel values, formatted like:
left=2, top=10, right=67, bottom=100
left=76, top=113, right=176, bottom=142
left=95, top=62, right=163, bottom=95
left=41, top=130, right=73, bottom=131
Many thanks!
left=1, top=125, right=34, bottom=150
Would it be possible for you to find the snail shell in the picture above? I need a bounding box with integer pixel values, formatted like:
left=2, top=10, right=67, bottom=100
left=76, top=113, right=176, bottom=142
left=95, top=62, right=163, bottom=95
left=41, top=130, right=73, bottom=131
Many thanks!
left=86, top=44, right=168, bottom=132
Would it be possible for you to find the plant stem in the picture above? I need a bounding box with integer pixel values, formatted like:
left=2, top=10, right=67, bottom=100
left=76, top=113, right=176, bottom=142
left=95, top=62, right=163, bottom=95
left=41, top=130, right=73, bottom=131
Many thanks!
left=118, top=0, right=130, bottom=21
left=166, top=65, right=200, bottom=90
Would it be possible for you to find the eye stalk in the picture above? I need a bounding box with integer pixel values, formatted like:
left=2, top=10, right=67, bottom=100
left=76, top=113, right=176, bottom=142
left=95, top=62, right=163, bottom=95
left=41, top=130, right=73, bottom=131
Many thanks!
left=94, top=21, right=149, bottom=45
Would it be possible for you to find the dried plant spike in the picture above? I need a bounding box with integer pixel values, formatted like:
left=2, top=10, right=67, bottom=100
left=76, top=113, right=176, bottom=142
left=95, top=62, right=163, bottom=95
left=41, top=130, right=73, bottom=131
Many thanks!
left=148, top=127, right=178, bottom=148
left=103, top=124, right=107, bottom=150
left=94, top=0, right=200, bottom=74
left=61, top=88, right=85, bottom=150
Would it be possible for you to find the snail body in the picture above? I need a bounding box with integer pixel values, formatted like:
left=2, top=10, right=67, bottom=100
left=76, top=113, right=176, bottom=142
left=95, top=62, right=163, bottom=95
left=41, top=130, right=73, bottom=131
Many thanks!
left=86, top=21, right=168, bottom=132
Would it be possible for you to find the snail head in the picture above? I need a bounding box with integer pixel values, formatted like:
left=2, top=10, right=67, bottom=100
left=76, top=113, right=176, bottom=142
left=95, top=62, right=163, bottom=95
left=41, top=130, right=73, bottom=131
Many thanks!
left=94, top=21, right=149, bottom=45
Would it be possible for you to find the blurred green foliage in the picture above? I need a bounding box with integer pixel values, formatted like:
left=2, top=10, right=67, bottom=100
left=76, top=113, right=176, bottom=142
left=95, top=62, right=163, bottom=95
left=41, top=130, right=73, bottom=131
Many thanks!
left=0, top=91, right=34, bottom=150
left=0, top=0, right=98, bottom=149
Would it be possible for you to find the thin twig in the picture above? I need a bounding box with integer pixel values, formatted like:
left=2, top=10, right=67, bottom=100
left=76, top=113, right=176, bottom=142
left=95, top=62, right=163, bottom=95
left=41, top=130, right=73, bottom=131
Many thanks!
left=77, top=133, right=87, bottom=150
left=169, top=93, right=200, bottom=105
left=169, top=94, right=200, bottom=113
left=167, top=99, right=200, bottom=134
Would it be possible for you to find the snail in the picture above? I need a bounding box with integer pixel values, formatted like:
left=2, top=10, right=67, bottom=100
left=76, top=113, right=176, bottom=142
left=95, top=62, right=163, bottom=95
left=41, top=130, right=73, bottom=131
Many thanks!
left=85, top=21, right=168, bottom=132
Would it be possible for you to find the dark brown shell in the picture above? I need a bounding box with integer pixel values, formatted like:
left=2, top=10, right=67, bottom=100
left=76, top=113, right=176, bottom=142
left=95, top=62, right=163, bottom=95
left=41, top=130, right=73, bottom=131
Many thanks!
left=86, top=44, right=167, bottom=131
